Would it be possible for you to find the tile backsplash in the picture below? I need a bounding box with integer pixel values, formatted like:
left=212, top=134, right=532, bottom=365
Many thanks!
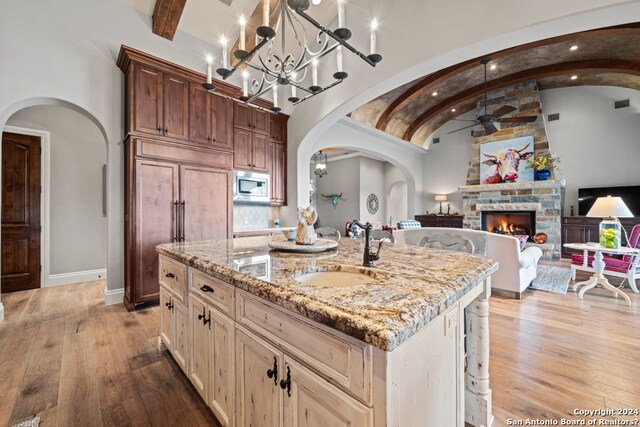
left=233, top=204, right=280, bottom=230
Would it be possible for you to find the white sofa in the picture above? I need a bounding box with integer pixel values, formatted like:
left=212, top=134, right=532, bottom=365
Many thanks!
left=394, top=227, right=543, bottom=299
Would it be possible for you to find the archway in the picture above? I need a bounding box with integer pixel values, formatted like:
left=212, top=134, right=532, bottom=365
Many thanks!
left=0, top=98, right=117, bottom=302
left=386, top=180, right=408, bottom=226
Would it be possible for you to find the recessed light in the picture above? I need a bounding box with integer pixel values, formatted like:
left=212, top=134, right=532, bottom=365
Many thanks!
left=570, top=45, right=578, bottom=51
left=451, top=108, right=456, bottom=113
left=571, top=75, right=578, bottom=80
left=432, top=91, right=438, bottom=97
left=490, top=64, right=497, bottom=71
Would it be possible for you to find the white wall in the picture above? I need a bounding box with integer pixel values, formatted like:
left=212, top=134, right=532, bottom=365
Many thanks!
left=423, top=111, right=475, bottom=214
left=359, top=157, right=386, bottom=224
left=385, top=163, right=408, bottom=224
left=7, top=105, right=107, bottom=275
left=315, top=157, right=360, bottom=232
left=540, top=86, right=640, bottom=213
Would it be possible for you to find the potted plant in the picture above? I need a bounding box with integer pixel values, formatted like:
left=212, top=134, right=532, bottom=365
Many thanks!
left=527, top=154, right=560, bottom=181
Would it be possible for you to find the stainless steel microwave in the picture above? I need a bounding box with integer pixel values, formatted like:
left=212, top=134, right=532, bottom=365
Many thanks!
left=233, top=170, right=270, bottom=204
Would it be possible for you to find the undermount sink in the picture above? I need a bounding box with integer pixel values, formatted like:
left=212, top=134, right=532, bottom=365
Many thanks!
left=295, top=270, right=377, bottom=287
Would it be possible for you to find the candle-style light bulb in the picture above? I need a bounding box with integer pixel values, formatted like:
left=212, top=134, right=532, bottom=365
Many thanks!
left=242, top=70, right=249, bottom=97
left=370, top=19, right=378, bottom=55
left=262, top=0, right=270, bottom=27
left=272, top=85, right=279, bottom=109
left=312, top=59, right=319, bottom=87
left=336, top=46, right=343, bottom=72
left=290, top=72, right=298, bottom=99
left=239, top=15, right=246, bottom=51
left=205, top=54, right=213, bottom=84
left=337, top=0, right=345, bottom=28
left=220, top=35, right=229, bottom=69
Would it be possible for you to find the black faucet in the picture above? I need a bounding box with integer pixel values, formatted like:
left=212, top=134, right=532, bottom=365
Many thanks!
left=350, top=220, right=384, bottom=267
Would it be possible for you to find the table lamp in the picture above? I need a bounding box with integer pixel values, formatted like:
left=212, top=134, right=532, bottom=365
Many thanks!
left=435, top=194, right=448, bottom=215
left=586, top=195, right=633, bottom=249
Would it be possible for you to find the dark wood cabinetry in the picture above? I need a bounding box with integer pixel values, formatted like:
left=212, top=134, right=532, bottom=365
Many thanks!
left=561, top=216, right=640, bottom=257
left=268, top=115, right=287, bottom=206
left=188, top=83, right=234, bottom=150
left=414, top=215, right=464, bottom=228
left=233, top=103, right=271, bottom=173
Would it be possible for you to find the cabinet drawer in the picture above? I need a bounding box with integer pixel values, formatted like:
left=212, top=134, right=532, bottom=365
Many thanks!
left=236, top=291, right=372, bottom=405
left=159, top=255, right=187, bottom=302
left=189, top=268, right=235, bottom=318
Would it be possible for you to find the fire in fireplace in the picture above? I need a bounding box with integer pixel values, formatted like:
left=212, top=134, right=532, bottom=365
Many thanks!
left=481, top=211, right=536, bottom=240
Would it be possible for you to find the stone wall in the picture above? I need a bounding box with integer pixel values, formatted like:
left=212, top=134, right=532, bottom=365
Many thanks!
left=466, top=80, right=551, bottom=185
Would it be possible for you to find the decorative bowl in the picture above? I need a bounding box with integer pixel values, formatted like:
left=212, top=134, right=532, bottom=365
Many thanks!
left=283, top=230, right=296, bottom=241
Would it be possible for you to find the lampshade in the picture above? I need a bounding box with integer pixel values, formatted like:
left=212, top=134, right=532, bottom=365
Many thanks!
left=586, top=196, right=633, bottom=218
left=435, top=194, right=448, bottom=202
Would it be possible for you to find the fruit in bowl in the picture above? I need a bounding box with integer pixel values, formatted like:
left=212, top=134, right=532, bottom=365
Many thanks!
left=599, top=227, right=621, bottom=249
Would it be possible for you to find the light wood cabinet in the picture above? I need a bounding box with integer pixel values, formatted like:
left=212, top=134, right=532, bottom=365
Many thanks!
left=159, top=287, right=174, bottom=350
left=159, top=286, right=189, bottom=373
left=188, top=295, right=209, bottom=400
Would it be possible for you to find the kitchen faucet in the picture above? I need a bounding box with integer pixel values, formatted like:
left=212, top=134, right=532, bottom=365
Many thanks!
left=350, top=220, right=384, bottom=267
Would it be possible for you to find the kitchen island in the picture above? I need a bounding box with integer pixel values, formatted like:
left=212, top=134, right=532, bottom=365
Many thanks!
left=156, top=236, right=498, bottom=427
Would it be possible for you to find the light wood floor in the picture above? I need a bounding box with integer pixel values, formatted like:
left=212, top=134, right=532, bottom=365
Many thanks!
left=0, top=269, right=638, bottom=426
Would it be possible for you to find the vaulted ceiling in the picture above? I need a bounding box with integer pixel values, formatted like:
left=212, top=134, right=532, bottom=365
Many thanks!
left=349, top=24, right=640, bottom=147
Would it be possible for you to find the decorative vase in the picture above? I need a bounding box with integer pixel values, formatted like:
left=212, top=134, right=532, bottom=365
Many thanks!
left=535, top=169, right=551, bottom=181
left=599, top=218, right=621, bottom=249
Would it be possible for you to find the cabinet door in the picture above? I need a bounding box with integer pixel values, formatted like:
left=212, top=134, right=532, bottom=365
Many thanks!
left=189, top=83, right=212, bottom=145
left=562, top=224, right=586, bottom=256
left=253, top=108, right=270, bottom=135
left=209, top=309, right=236, bottom=427
left=282, top=357, right=372, bottom=427
left=273, top=142, right=287, bottom=205
left=212, top=95, right=233, bottom=151
left=233, top=128, right=253, bottom=171
left=159, top=287, right=174, bottom=350
left=135, top=159, right=179, bottom=304
left=133, top=65, right=163, bottom=136
left=189, top=294, right=209, bottom=401
left=180, top=165, right=231, bottom=242
left=236, top=328, right=282, bottom=427
left=270, top=115, right=286, bottom=143
left=251, top=132, right=270, bottom=173
left=163, top=72, right=189, bottom=140
left=173, top=297, right=189, bottom=373
left=233, top=103, right=253, bottom=130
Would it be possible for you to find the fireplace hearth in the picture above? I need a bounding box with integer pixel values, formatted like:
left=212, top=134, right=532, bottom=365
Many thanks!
left=481, top=211, right=536, bottom=240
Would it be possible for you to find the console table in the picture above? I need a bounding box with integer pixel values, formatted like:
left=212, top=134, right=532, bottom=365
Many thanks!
left=415, top=215, right=464, bottom=229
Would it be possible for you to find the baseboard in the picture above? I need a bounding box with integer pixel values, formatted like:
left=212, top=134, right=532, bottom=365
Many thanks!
left=0, top=302, right=4, bottom=323
left=47, top=268, right=107, bottom=287
left=104, top=287, right=124, bottom=306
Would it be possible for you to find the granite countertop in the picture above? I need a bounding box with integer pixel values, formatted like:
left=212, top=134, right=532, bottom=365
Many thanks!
left=157, top=237, right=498, bottom=351
left=233, top=227, right=296, bottom=236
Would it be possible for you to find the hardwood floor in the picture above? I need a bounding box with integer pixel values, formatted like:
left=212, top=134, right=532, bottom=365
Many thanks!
left=0, top=271, right=638, bottom=426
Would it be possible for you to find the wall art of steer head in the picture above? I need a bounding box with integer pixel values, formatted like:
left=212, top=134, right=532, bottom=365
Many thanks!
left=321, top=193, right=346, bottom=208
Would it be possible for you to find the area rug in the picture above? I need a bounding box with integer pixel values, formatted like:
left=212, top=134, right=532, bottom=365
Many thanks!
left=12, top=417, right=40, bottom=427
left=529, top=265, right=572, bottom=294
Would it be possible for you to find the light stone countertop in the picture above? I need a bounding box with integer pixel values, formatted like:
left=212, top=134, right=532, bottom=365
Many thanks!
left=157, top=237, right=498, bottom=351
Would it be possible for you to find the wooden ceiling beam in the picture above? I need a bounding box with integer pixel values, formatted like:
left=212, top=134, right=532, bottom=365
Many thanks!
left=403, top=59, right=640, bottom=141
left=377, top=23, right=640, bottom=132
left=152, top=0, right=187, bottom=41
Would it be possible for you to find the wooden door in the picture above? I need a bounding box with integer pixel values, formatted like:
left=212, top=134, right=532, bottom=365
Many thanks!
left=253, top=109, right=270, bottom=135
left=173, top=297, right=189, bottom=373
left=212, top=95, right=233, bottom=151
left=233, top=103, right=253, bottom=131
left=233, top=128, right=253, bottom=171
left=133, top=65, right=163, bottom=136
left=1, top=132, right=41, bottom=293
left=135, top=159, right=179, bottom=305
left=159, top=287, right=174, bottom=350
left=282, top=357, right=372, bottom=427
left=270, top=115, right=285, bottom=143
left=272, top=143, right=286, bottom=205
left=209, top=309, right=236, bottom=427
left=180, top=165, right=231, bottom=242
left=189, top=295, right=210, bottom=401
left=236, top=328, right=282, bottom=427
left=189, top=82, right=212, bottom=145
left=251, top=133, right=269, bottom=173
left=163, top=72, right=189, bottom=140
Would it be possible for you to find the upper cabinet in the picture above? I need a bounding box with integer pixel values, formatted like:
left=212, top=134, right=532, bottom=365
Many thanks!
left=270, top=114, right=287, bottom=144
left=132, top=64, right=189, bottom=141
left=188, top=84, right=233, bottom=151
left=233, top=103, right=270, bottom=135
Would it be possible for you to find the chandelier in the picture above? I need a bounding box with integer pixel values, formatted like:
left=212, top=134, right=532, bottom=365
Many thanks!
left=202, top=0, right=382, bottom=112
left=313, top=150, right=328, bottom=177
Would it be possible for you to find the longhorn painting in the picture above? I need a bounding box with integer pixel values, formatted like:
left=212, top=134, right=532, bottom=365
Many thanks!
left=321, top=193, right=346, bottom=208
left=480, top=136, right=534, bottom=184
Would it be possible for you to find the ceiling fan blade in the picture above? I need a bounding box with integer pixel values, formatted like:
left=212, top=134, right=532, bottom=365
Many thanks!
left=447, top=123, right=477, bottom=134
left=497, top=116, right=538, bottom=123
left=491, top=105, right=517, bottom=118
left=483, top=123, right=499, bottom=135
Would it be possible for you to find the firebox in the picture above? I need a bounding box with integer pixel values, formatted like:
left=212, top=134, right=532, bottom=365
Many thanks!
left=481, top=210, right=536, bottom=240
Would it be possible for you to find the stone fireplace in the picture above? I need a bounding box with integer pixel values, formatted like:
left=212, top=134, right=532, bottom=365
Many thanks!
left=481, top=210, right=536, bottom=239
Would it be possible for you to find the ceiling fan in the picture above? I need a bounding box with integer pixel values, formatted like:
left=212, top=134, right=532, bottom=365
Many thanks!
left=448, top=58, right=538, bottom=135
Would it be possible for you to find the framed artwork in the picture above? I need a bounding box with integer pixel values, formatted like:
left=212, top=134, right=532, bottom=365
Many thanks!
left=480, top=136, right=534, bottom=184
